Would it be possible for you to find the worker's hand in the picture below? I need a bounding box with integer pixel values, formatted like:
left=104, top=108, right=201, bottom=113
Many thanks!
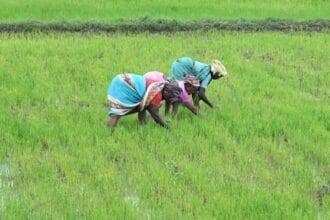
left=211, top=102, right=218, bottom=108
left=165, top=118, right=172, bottom=123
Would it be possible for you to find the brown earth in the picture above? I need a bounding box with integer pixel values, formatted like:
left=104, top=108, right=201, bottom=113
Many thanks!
left=0, top=19, right=329, bottom=33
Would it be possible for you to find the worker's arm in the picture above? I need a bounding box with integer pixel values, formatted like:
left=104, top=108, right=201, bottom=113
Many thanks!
left=198, top=87, right=213, bottom=108
left=183, top=101, right=199, bottom=115
left=171, top=102, right=179, bottom=117
left=147, top=104, right=170, bottom=129
left=165, top=100, right=171, bottom=116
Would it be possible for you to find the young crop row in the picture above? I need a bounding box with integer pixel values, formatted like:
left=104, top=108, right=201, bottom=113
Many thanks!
left=0, top=32, right=329, bottom=218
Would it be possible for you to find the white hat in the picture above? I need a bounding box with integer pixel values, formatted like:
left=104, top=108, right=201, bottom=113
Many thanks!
left=211, top=59, right=228, bottom=77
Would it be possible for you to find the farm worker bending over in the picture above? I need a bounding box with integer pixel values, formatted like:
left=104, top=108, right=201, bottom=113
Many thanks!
left=107, top=71, right=182, bottom=129
left=170, top=57, right=228, bottom=108
left=144, top=72, right=200, bottom=116
left=165, top=75, right=200, bottom=116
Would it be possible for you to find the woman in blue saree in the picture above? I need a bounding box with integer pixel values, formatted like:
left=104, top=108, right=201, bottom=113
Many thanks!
left=170, top=57, right=228, bottom=108
left=107, top=72, right=181, bottom=129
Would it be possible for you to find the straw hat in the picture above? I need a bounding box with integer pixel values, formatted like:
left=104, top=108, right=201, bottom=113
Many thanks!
left=211, top=59, right=228, bottom=77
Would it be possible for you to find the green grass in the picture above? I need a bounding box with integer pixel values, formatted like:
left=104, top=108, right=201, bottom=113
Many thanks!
left=0, top=31, right=329, bottom=219
left=0, top=0, right=329, bottom=22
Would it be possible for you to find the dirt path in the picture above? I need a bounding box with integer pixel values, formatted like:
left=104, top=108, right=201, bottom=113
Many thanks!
left=0, top=19, right=329, bottom=33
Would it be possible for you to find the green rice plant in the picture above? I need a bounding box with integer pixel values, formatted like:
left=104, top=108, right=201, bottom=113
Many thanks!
left=0, top=0, right=329, bottom=22
left=0, top=31, right=329, bottom=219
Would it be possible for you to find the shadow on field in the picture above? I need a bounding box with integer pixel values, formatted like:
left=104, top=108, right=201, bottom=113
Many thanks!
left=0, top=19, right=329, bottom=33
